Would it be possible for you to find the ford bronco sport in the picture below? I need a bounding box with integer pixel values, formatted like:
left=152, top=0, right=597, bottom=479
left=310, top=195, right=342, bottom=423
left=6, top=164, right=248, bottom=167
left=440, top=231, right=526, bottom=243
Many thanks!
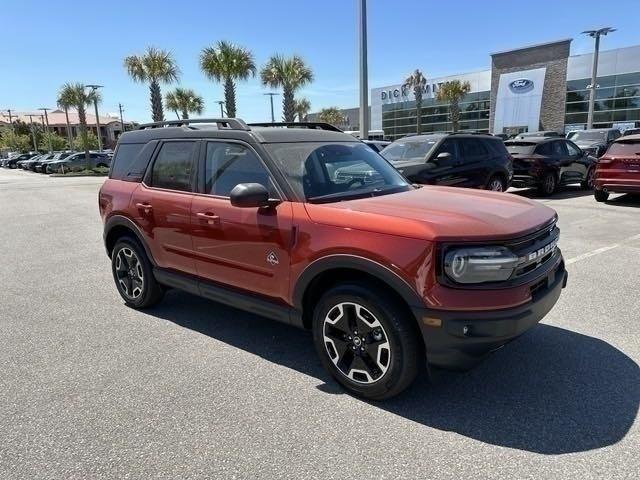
left=99, top=119, right=567, bottom=400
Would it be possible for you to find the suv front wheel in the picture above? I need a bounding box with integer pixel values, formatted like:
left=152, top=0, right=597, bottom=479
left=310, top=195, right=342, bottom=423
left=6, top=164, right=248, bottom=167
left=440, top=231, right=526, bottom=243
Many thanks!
left=312, top=283, right=422, bottom=400
left=111, top=237, right=164, bottom=308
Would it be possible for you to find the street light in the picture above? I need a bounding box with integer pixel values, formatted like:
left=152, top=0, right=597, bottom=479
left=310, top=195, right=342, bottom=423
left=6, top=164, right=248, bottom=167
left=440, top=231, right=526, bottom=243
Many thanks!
left=216, top=100, right=225, bottom=117
left=358, top=0, right=369, bottom=140
left=38, top=108, right=53, bottom=153
left=263, top=93, right=279, bottom=123
left=582, top=27, right=616, bottom=129
left=86, top=84, right=103, bottom=151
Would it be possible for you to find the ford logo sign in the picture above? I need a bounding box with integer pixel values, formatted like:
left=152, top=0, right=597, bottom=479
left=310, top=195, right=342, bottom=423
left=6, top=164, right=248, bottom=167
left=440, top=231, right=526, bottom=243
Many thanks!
left=509, top=78, right=534, bottom=93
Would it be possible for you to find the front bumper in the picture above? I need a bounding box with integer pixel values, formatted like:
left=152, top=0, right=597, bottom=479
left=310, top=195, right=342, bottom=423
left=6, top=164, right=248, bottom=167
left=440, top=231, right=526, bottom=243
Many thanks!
left=413, top=258, right=567, bottom=370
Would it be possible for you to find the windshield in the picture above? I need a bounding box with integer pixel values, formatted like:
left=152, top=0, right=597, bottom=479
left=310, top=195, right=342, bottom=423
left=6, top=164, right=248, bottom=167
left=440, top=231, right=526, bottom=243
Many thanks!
left=504, top=141, right=536, bottom=154
left=607, top=141, right=640, bottom=156
left=265, top=142, right=412, bottom=203
left=567, top=131, right=606, bottom=142
left=380, top=140, right=438, bottom=162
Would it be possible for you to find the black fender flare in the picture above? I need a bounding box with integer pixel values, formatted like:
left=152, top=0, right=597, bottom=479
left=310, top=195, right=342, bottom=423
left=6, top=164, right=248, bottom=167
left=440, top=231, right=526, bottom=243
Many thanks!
left=292, top=254, right=425, bottom=311
left=103, top=215, right=157, bottom=266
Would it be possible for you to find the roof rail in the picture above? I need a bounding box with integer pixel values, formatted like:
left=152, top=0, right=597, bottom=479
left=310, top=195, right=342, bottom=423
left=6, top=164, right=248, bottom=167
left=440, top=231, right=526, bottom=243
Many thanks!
left=247, top=122, right=343, bottom=132
left=136, top=118, right=250, bottom=131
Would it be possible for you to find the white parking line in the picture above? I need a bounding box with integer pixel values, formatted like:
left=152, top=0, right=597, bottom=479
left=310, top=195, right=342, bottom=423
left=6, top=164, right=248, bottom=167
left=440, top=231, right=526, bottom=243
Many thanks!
left=566, top=233, right=640, bottom=265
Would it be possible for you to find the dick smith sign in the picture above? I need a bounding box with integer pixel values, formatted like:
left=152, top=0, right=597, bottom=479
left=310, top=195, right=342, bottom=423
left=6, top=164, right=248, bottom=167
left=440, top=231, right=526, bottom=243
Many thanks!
left=380, top=82, right=443, bottom=101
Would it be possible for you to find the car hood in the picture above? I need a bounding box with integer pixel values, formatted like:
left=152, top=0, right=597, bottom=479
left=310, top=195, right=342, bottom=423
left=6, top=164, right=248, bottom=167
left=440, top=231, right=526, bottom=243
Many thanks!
left=304, top=186, right=556, bottom=242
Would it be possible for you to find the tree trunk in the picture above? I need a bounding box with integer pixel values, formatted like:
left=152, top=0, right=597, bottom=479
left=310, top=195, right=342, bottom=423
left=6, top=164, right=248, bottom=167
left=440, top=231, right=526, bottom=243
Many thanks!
left=224, top=77, right=236, bottom=118
left=282, top=87, right=295, bottom=122
left=181, top=110, right=189, bottom=120
left=64, top=107, right=73, bottom=149
left=150, top=80, right=164, bottom=122
left=77, top=105, right=90, bottom=162
left=174, top=110, right=180, bottom=120
left=451, top=101, right=460, bottom=132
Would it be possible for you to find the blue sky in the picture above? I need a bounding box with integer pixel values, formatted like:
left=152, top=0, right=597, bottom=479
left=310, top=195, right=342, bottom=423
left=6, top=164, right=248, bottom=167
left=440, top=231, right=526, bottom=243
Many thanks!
left=1, top=0, right=638, bottom=123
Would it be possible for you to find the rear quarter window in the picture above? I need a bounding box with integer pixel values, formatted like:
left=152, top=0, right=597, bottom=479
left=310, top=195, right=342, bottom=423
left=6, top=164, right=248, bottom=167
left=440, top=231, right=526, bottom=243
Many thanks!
left=109, top=143, right=147, bottom=180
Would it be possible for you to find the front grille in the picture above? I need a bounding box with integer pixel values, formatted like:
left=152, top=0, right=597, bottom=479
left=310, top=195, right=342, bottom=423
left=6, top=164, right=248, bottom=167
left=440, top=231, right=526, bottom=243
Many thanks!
left=509, top=222, right=559, bottom=279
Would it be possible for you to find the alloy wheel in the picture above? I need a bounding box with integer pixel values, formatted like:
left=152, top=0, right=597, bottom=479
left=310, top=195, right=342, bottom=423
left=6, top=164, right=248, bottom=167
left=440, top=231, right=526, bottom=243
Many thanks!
left=488, top=178, right=504, bottom=192
left=544, top=174, right=556, bottom=194
left=587, top=169, right=595, bottom=188
left=115, top=247, right=144, bottom=299
left=322, top=302, right=391, bottom=384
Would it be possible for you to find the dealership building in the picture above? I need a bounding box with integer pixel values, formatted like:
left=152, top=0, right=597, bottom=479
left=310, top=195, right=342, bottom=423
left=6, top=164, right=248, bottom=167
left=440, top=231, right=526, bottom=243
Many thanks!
left=370, top=39, right=640, bottom=140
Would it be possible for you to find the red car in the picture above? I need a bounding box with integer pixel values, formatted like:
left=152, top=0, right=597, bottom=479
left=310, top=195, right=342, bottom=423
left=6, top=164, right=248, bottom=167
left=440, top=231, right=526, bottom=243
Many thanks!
left=594, top=134, right=640, bottom=202
left=99, top=119, right=567, bottom=400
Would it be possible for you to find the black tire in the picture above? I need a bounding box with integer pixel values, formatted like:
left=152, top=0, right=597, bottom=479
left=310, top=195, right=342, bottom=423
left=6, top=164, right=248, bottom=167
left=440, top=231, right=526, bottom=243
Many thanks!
left=581, top=168, right=595, bottom=190
left=594, top=189, right=609, bottom=202
left=312, top=283, right=423, bottom=400
left=111, top=237, right=164, bottom=308
left=538, top=172, right=557, bottom=196
left=486, top=174, right=507, bottom=192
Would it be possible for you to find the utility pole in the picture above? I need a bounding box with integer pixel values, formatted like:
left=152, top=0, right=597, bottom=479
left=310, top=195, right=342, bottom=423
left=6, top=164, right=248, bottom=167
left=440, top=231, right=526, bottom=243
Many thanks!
left=264, top=93, right=278, bottom=122
left=5, top=109, right=14, bottom=132
left=87, top=85, right=103, bottom=151
left=118, top=103, right=126, bottom=134
left=358, top=0, right=370, bottom=140
left=27, top=115, right=38, bottom=151
left=582, top=27, right=616, bottom=129
left=38, top=108, right=53, bottom=153
left=216, top=101, right=225, bottom=117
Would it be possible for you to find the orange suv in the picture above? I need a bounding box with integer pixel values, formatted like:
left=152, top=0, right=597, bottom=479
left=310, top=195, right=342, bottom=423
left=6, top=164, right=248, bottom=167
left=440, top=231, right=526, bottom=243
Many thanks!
left=99, top=119, right=567, bottom=400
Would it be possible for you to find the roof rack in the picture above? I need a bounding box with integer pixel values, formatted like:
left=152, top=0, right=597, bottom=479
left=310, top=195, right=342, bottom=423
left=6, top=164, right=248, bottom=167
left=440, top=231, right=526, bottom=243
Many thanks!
left=137, top=118, right=250, bottom=131
left=247, top=122, right=343, bottom=132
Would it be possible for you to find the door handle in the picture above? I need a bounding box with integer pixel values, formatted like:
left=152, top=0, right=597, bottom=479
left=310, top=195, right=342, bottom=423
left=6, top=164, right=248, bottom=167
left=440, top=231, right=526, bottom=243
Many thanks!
left=136, top=202, right=153, bottom=213
left=196, top=212, right=220, bottom=225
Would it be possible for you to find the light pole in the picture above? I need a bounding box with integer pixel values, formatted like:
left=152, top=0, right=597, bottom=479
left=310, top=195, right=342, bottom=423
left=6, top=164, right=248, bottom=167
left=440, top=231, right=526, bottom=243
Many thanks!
left=358, top=0, right=369, bottom=140
left=582, top=27, right=616, bottom=129
left=118, top=103, right=126, bottom=134
left=86, top=85, right=103, bottom=151
left=264, top=93, right=279, bottom=123
left=38, top=108, right=53, bottom=153
left=5, top=109, right=14, bottom=133
left=216, top=101, right=225, bottom=117
left=27, top=114, right=38, bottom=151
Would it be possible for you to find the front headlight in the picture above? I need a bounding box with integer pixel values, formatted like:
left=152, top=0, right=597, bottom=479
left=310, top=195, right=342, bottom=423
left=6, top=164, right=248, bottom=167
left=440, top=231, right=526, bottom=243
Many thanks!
left=444, top=246, right=519, bottom=284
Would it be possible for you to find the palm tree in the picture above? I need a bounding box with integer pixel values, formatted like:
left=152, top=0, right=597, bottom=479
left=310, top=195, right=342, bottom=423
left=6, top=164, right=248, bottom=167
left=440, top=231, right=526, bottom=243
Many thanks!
left=294, top=98, right=311, bottom=122
left=437, top=80, right=471, bottom=132
left=199, top=41, right=256, bottom=118
left=261, top=55, right=313, bottom=122
left=124, top=47, right=180, bottom=122
left=404, top=69, right=427, bottom=134
left=318, top=107, right=345, bottom=127
left=165, top=88, right=204, bottom=120
left=56, top=85, right=76, bottom=148
left=58, top=83, right=101, bottom=161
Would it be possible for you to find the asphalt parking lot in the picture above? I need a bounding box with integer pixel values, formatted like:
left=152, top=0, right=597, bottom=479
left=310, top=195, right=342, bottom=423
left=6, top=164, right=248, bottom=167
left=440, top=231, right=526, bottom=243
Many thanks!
left=0, top=167, right=638, bottom=479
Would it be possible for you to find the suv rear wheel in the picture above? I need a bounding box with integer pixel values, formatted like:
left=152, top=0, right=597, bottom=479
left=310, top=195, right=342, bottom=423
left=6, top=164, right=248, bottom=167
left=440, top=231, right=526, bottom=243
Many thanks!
left=594, top=189, right=609, bottom=202
left=486, top=175, right=506, bottom=192
left=111, top=237, right=164, bottom=308
left=581, top=168, right=595, bottom=189
left=312, top=283, right=422, bottom=400
left=538, top=172, right=557, bottom=196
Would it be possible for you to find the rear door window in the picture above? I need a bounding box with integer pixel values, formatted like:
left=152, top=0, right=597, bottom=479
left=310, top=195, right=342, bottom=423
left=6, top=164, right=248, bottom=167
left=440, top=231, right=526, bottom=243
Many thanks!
left=150, top=141, right=196, bottom=192
left=110, top=143, right=146, bottom=179
left=458, top=138, right=487, bottom=162
left=551, top=141, right=567, bottom=157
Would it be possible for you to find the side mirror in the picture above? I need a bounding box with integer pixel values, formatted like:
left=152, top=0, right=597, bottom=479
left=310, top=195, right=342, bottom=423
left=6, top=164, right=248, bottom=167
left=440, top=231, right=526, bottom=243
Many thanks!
left=230, top=183, right=276, bottom=208
left=434, top=152, right=452, bottom=163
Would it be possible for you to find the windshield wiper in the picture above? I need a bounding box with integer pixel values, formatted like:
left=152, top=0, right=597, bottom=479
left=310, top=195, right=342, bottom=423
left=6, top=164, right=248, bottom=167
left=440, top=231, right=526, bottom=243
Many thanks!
left=307, top=185, right=410, bottom=204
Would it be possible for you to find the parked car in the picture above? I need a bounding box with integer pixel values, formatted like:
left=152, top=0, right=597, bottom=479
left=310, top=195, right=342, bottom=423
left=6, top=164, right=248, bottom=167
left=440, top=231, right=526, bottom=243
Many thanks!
left=506, top=137, right=596, bottom=196
left=622, top=128, right=640, bottom=137
left=593, top=134, right=640, bottom=202
left=38, top=152, right=74, bottom=173
left=362, top=140, right=390, bottom=153
left=3, top=153, right=37, bottom=169
left=99, top=119, right=567, bottom=400
left=48, top=152, right=110, bottom=173
left=380, top=133, right=513, bottom=191
left=515, top=131, right=562, bottom=139
left=566, top=128, right=621, bottom=158
left=17, top=154, right=42, bottom=169
left=23, top=153, right=54, bottom=171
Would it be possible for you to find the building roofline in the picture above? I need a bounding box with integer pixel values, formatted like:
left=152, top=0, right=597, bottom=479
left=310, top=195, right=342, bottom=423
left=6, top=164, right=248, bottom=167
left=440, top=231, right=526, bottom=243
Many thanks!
left=491, top=38, right=573, bottom=57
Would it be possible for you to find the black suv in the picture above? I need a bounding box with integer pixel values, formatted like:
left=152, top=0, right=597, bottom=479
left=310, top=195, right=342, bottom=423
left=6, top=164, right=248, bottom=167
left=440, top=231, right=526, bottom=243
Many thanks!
left=566, top=128, right=621, bottom=157
left=380, top=133, right=513, bottom=191
left=506, top=137, right=597, bottom=195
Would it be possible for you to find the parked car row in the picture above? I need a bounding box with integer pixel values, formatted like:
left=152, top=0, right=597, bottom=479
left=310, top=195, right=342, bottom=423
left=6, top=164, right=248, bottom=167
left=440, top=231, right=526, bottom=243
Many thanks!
left=1, top=151, right=112, bottom=173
